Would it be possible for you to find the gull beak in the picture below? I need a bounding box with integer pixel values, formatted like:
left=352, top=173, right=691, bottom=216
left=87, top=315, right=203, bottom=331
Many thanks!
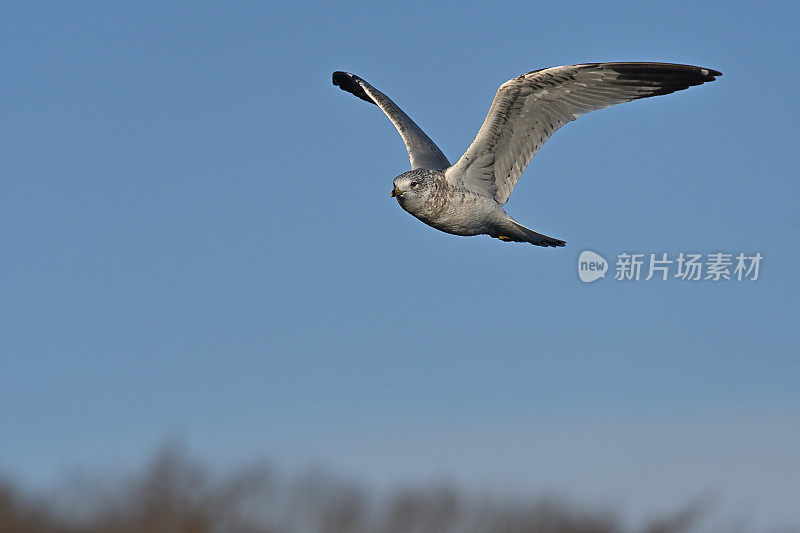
left=390, top=186, right=403, bottom=198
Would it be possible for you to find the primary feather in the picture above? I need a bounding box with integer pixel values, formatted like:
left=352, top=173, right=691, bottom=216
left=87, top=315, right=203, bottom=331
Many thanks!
left=332, top=71, right=450, bottom=171
left=444, top=63, right=721, bottom=204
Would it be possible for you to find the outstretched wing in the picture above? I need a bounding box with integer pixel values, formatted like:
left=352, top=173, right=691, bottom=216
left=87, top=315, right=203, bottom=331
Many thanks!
left=444, top=62, right=721, bottom=204
left=332, top=71, right=450, bottom=170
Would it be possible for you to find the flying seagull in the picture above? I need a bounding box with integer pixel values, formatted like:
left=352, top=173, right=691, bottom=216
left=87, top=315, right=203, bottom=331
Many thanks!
left=332, top=63, right=720, bottom=247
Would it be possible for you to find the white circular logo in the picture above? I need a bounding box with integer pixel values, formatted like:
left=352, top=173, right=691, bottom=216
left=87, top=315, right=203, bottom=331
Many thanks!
left=578, top=250, right=608, bottom=283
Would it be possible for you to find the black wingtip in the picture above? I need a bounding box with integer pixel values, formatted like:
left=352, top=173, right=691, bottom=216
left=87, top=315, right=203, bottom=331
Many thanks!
left=604, top=62, right=722, bottom=80
left=332, top=71, right=377, bottom=105
left=601, top=62, right=722, bottom=99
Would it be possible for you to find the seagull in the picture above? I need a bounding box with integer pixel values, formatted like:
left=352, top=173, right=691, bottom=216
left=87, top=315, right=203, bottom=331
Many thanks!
left=332, top=63, right=720, bottom=247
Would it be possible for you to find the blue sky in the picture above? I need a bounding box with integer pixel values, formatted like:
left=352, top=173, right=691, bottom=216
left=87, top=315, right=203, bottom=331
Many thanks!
left=2, top=1, right=799, bottom=530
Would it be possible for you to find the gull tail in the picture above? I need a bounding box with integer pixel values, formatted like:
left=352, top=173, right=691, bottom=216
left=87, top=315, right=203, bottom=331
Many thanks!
left=500, top=220, right=566, bottom=248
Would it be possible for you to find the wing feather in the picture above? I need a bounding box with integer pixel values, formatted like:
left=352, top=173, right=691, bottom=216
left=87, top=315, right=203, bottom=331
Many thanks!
left=332, top=71, right=450, bottom=170
left=445, top=62, right=721, bottom=204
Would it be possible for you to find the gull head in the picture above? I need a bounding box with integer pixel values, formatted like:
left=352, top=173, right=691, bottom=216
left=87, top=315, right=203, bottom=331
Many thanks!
left=391, top=170, right=436, bottom=212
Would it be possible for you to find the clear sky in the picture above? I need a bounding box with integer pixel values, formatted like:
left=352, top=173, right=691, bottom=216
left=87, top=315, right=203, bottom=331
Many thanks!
left=2, top=1, right=799, bottom=530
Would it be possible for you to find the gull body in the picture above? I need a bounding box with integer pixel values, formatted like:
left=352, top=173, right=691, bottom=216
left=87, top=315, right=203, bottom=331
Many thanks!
left=333, top=63, right=721, bottom=247
left=391, top=169, right=550, bottom=244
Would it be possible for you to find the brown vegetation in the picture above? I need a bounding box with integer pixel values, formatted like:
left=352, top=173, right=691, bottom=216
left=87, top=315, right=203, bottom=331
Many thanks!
left=0, top=446, right=708, bottom=533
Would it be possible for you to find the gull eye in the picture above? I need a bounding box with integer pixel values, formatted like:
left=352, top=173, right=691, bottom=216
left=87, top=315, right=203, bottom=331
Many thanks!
left=410, top=181, right=418, bottom=188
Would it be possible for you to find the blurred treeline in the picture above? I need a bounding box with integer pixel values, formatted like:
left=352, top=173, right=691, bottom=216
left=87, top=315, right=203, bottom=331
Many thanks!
left=0, top=446, right=708, bottom=533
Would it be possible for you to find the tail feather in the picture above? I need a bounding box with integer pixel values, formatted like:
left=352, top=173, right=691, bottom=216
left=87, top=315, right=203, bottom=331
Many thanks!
left=506, top=220, right=566, bottom=248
